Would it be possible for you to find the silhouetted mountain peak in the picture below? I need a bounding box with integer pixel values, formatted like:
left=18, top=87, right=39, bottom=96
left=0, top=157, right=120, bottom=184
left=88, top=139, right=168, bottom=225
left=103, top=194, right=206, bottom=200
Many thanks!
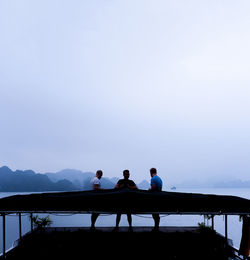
left=138, top=179, right=150, bottom=189
left=0, top=166, right=78, bottom=192
left=0, top=166, right=12, bottom=174
left=46, top=169, right=95, bottom=186
left=15, top=169, right=36, bottom=176
left=57, top=169, right=84, bottom=175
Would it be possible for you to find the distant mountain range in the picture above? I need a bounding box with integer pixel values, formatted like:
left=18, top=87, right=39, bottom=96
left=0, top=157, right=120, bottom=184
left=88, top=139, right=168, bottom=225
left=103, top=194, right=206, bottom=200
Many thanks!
left=0, top=166, right=150, bottom=192
left=2, top=166, right=250, bottom=192
left=175, top=179, right=250, bottom=189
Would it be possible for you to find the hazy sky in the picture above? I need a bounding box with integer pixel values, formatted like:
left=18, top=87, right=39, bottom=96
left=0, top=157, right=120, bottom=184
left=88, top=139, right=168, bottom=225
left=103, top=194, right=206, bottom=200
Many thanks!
left=1, top=0, right=250, bottom=186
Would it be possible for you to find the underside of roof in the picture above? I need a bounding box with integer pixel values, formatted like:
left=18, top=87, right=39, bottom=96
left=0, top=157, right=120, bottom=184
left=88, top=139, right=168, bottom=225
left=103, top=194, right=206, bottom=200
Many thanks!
left=0, top=188, right=250, bottom=214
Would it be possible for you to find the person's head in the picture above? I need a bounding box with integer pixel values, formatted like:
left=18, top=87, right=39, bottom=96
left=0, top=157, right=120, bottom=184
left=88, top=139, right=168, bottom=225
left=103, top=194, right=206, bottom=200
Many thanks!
left=123, top=169, right=130, bottom=180
left=96, top=170, right=103, bottom=179
left=150, top=168, right=157, bottom=177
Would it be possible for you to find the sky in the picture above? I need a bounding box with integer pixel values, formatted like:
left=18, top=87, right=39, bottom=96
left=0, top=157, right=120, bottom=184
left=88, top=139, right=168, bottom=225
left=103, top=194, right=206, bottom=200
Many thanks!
left=1, top=0, right=250, bottom=186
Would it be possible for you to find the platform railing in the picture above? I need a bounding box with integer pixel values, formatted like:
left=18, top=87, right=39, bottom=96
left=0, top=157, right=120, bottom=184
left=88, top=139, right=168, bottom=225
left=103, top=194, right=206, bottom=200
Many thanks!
left=0, top=212, right=249, bottom=259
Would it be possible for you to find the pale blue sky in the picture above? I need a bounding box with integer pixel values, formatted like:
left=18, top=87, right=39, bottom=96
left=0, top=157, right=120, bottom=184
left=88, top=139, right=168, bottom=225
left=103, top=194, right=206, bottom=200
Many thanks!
left=1, top=0, right=250, bottom=185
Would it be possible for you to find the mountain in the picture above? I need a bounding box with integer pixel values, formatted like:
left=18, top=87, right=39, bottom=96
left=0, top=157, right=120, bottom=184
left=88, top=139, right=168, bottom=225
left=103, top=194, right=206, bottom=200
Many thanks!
left=138, top=180, right=150, bottom=190
left=212, top=180, right=250, bottom=188
left=0, top=166, right=77, bottom=192
left=175, top=178, right=250, bottom=189
left=0, top=166, right=151, bottom=192
left=46, top=169, right=95, bottom=189
left=45, top=169, right=116, bottom=189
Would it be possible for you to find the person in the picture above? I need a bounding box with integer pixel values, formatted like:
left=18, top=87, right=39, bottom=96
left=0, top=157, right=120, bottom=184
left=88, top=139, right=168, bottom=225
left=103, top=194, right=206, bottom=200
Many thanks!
left=114, top=169, right=138, bottom=231
left=90, top=170, right=103, bottom=230
left=149, top=167, right=163, bottom=231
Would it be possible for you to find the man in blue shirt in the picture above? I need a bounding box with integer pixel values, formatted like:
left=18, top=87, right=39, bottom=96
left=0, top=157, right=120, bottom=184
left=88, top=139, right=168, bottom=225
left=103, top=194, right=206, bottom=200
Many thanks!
left=149, top=168, right=163, bottom=231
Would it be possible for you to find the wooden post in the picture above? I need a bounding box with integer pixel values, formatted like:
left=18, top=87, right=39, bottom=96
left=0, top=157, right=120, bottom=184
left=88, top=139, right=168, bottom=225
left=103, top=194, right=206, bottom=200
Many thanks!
left=2, top=213, right=6, bottom=259
left=211, top=215, right=214, bottom=230
left=18, top=213, right=22, bottom=240
left=30, top=213, right=33, bottom=232
left=225, top=214, right=228, bottom=240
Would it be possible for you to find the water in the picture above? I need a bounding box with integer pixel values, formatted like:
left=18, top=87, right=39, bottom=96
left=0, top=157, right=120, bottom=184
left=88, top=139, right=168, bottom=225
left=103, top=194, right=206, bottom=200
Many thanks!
left=1, top=188, right=249, bottom=254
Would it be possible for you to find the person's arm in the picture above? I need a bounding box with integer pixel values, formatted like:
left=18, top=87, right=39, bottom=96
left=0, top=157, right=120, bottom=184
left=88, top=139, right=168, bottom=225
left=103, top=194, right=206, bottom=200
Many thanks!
left=93, top=184, right=101, bottom=190
left=133, top=184, right=138, bottom=189
left=149, top=178, right=156, bottom=191
left=150, top=183, right=157, bottom=190
left=128, top=184, right=138, bottom=189
left=93, top=178, right=103, bottom=190
left=128, top=181, right=138, bottom=190
left=116, top=180, right=127, bottom=189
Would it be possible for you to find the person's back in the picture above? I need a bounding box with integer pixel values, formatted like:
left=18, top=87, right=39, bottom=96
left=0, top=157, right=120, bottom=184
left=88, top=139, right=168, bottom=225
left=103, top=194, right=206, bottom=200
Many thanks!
left=116, top=175, right=137, bottom=189
left=114, top=169, right=137, bottom=231
left=151, top=174, right=162, bottom=191
left=149, top=168, right=163, bottom=231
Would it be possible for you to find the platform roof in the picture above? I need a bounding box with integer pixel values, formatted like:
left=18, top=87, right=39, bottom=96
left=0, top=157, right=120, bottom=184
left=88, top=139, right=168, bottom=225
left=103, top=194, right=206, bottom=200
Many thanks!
left=0, top=189, right=250, bottom=214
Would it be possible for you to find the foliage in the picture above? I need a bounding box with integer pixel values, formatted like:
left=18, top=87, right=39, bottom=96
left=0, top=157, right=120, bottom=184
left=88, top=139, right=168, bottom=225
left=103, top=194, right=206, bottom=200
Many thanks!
left=197, top=222, right=216, bottom=235
left=30, top=215, right=53, bottom=229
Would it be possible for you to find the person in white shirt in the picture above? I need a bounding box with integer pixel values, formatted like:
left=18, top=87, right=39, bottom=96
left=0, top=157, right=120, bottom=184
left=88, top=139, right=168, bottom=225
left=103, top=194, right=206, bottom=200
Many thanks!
left=90, top=170, right=103, bottom=230
left=91, top=171, right=102, bottom=190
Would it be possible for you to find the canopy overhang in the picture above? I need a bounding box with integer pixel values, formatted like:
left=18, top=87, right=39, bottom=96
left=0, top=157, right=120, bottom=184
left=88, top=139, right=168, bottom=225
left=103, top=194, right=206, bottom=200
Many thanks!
left=0, top=189, right=250, bottom=215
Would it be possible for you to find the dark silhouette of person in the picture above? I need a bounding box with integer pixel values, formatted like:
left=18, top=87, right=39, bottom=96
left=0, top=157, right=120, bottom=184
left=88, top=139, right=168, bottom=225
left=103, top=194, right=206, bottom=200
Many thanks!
left=90, top=170, right=103, bottom=230
left=149, top=167, right=163, bottom=231
left=114, top=169, right=138, bottom=231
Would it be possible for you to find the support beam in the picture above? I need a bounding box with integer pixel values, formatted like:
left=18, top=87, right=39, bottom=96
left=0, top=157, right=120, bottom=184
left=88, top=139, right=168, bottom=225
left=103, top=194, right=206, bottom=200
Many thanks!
left=211, top=215, right=214, bottom=230
left=225, top=214, right=228, bottom=240
left=18, top=213, right=22, bottom=240
left=30, top=213, right=33, bottom=232
left=2, top=213, right=6, bottom=259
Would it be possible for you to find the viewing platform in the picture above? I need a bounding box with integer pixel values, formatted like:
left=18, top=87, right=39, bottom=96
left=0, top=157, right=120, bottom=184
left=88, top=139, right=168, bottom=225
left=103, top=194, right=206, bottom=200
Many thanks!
left=2, top=226, right=237, bottom=260
left=1, top=189, right=250, bottom=259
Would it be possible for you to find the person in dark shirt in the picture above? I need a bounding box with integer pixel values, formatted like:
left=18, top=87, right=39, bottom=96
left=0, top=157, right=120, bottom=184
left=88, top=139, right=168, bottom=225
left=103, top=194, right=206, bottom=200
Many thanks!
left=114, top=169, right=138, bottom=231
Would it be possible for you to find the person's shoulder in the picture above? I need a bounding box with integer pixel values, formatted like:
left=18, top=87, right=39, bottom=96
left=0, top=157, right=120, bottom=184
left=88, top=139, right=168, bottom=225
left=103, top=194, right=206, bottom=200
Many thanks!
left=151, top=175, right=157, bottom=181
left=156, top=175, right=162, bottom=183
left=151, top=175, right=162, bottom=183
left=92, top=177, right=100, bottom=184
